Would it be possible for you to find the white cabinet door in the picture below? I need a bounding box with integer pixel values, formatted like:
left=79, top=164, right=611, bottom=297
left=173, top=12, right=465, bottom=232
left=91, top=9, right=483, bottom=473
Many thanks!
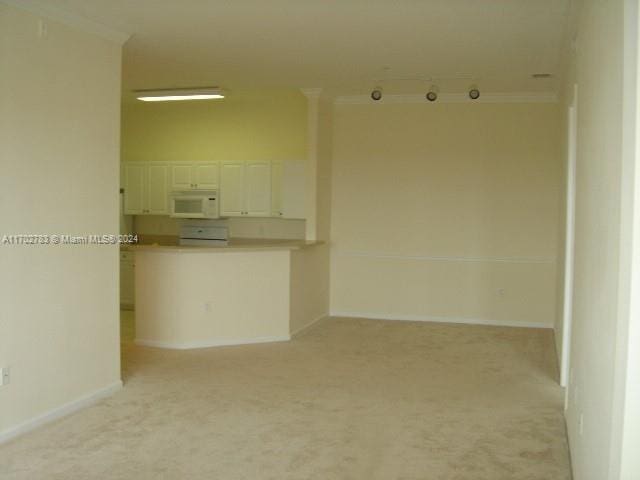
left=220, top=162, right=245, bottom=217
left=123, top=163, right=145, bottom=214
left=120, top=251, right=135, bottom=307
left=123, top=163, right=169, bottom=215
left=146, top=165, right=169, bottom=214
left=281, top=161, right=306, bottom=219
left=271, top=161, right=283, bottom=217
left=193, top=163, right=219, bottom=189
left=170, top=164, right=193, bottom=190
left=245, top=161, right=271, bottom=217
left=170, top=162, right=219, bottom=190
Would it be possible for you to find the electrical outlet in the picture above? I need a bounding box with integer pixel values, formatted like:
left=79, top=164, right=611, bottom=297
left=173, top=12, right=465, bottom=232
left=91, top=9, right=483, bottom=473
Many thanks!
left=0, top=367, right=10, bottom=386
left=204, top=302, right=212, bottom=313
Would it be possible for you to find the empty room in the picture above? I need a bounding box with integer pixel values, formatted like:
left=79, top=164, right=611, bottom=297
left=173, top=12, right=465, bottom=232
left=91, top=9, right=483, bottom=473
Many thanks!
left=1, top=1, right=639, bottom=479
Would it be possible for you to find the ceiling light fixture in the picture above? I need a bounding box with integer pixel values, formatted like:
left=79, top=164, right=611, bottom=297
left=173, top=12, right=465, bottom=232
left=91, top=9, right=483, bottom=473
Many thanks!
left=371, top=88, right=383, bottom=101
left=468, top=86, right=480, bottom=100
left=135, top=87, right=225, bottom=102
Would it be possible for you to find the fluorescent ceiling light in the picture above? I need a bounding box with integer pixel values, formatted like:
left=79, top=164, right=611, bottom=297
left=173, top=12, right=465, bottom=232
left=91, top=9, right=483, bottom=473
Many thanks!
left=135, top=88, right=224, bottom=102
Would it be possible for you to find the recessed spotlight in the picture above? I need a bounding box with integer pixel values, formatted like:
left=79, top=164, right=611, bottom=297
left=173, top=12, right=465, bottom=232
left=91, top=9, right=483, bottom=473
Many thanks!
left=371, top=88, right=383, bottom=101
left=426, top=86, right=439, bottom=102
left=468, top=86, right=480, bottom=100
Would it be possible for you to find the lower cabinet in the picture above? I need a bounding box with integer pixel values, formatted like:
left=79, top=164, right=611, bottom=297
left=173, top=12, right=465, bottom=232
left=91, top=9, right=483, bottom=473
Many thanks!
left=120, top=251, right=135, bottom=309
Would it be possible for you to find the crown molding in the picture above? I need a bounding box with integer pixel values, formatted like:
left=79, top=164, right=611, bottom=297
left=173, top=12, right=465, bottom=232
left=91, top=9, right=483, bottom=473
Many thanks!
left=334, top=92, right=558, bottom=105
left=1, top=0, right=130, bottom=45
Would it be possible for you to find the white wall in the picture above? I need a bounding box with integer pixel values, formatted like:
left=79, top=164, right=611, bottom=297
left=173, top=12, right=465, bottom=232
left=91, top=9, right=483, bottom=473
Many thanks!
left=316, top=95, right=334, bottom=242
left=553, top=103, right=570, bottom=377
left=562, top=0, right=640, bottom=479
left=330, top=102, right=561, bottom=328
left=290, top=245, right=330, bottom=335
left=0, top=4, right=123, bottom=438
left=135, top=250, right=291, bottom=347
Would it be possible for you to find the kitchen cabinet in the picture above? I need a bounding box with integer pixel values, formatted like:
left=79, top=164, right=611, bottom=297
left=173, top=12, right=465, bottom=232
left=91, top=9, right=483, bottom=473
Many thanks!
left=123, top=163, right=169, bottom=215
left=169, top=162, right=219, bottom=190
left=271, top=161, right=283, bottom=217
left=220, top=161, right=271, bottom=217
left=245, top=161, right=272, bottom=216
left=122, top=159, right=304, bottom=219
left=270, top=161, right=306, bottom=219
left=123, top=163, right=144, bottom=214
left=120, top=250, right=135, bottom=309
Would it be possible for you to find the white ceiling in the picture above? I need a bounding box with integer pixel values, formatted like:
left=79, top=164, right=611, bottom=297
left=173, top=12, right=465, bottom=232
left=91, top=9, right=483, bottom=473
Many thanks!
left=41, top=0, right=570, bottom=96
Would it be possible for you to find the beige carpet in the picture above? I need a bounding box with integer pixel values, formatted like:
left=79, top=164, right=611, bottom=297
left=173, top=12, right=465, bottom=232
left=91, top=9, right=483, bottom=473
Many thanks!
left=0, top=315, right=571, bottom=479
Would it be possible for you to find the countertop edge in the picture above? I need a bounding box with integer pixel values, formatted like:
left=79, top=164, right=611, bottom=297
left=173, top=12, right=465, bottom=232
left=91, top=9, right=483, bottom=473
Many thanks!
left=122, top=240, right=325, bottom=253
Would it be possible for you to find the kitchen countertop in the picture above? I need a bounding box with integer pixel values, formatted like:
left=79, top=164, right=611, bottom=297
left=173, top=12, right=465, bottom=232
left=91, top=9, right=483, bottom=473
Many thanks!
left=121, top=235, right=323, bottom=253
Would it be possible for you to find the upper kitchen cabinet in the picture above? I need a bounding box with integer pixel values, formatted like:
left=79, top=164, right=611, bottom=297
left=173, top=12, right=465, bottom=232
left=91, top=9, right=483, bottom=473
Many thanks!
left=220, top=162, right=245, bottom=216
left=169, top=162, right=219, bottom=191
left=220, top=161, right=271, bottom=217
left=245, top=162, right=272, bottom=216
left=123, top=162, right=169, bottom=215
left=123, top=163, right=145, bottom=214
left=271, top=161, right=283, bottom=217
left=271, top=161, right=306, bottom=219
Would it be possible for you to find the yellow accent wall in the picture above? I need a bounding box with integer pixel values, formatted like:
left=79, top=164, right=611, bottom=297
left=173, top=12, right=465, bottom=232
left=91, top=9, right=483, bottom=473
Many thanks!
left=121, top=89, right=307, bottom=162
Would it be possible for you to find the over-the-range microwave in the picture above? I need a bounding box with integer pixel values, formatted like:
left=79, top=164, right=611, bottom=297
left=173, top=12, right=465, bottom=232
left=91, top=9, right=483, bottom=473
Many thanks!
left=169, top=190, right=219, bottom=219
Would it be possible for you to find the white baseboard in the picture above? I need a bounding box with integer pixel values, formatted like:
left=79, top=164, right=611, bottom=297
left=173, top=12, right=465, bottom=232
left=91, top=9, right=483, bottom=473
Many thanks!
left=290, top=313, right=327, bottom=338
left=0, top=380, right=123, bottom=445
left=330, top=311, right=553, bottom=329
left=135, top=335, right=291, bottom=350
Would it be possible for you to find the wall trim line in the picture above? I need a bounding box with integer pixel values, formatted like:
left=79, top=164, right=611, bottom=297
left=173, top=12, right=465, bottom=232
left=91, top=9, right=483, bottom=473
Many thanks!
left=334, top=92, right=558, bottom=105
left=333, top=250, right=555, bottom=265
left=0, top=380, right=123, bottom=445
left=330, top=311, right=553, bottom=329
left=135, top=335, right=291, bottom=350
left=1, top=0, right=131, bottom=45
left=290, top=314, right=327, bottom=338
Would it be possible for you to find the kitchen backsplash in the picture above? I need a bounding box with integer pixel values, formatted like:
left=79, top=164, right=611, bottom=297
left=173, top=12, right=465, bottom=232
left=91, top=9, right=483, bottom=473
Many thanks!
left=133, top=216, right=306, bottom=240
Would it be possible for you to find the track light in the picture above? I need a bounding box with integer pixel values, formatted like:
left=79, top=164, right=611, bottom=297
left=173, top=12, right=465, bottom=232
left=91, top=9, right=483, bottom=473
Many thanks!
left=371, top=88, right=383, bottom=101
left=468, top=86, right=480, bottom=100
left=426, top=85, right=439, bottom=102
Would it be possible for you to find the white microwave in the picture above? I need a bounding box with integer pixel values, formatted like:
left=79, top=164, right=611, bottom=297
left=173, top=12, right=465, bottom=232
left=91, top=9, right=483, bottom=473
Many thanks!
left=170, top=190, right=219, bottom=219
